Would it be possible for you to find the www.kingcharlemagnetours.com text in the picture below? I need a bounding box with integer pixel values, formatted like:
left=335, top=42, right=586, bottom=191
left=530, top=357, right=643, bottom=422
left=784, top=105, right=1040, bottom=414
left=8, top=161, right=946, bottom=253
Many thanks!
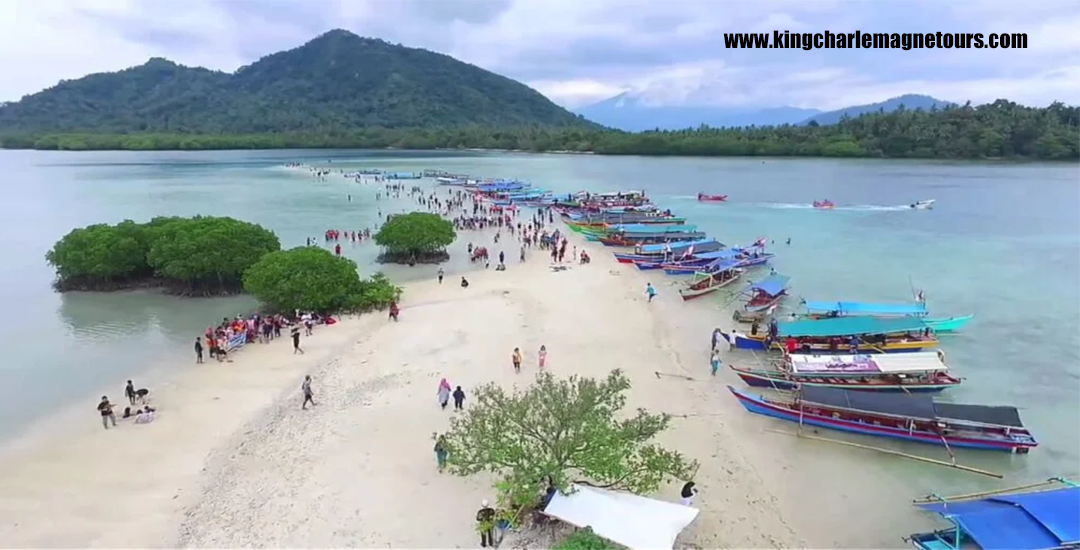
left=724, top=30, right=1028, bottom=50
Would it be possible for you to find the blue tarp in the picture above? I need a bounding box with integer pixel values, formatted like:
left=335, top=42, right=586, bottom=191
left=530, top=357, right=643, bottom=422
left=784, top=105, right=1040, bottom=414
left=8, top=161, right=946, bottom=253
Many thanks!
left=749, top=274, right=790, bottom=297
left=917, top=487, right=1079, bottom=550
left=777, top=316, right=928, bottom=337
left=804, top=300, right=928, bottom=316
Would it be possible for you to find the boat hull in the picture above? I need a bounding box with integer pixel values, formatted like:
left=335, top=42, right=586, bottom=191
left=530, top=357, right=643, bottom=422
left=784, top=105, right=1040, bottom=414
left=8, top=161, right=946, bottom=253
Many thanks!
left=730, top=367, right=956, bottom=392
left=728, top=387, right=1034, bottom=452
left=719, top=331, right=934, bottom=353
left=925, top=315, right=974, bottom=332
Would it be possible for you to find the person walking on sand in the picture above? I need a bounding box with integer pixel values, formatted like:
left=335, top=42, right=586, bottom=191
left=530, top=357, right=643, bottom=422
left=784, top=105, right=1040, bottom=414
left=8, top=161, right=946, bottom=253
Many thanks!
left=437, top=267, right=444, bottom=284
left=97, top=396, right=117, bottom=429
left=292, top=326, right=305, bottom=355
left=453, top=386, right=465, bottom=410
left=538, top=345, right=547, bottom=368
left=476, top=500, right=496, bottom=548
left=646, top=283, right=657, bottom=303
left=125, top=380, right=137, bottom=406
left=301, top=375, right=315, bottom=409
left=512, top=347, right=522, bottom=373
left=434, top=434, right=449, bottom=472
left=195, top=337, right=204, bottom=363
left=438, top=378, right=452, bottom=409
left=710, top=349, right=722, bottom=376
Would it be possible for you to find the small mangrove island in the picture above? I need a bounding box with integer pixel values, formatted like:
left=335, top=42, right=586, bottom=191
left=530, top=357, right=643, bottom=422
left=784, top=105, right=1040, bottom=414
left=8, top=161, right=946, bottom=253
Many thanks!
left=374, top=211, right=456, bottom=265
left=46, top=216, right=401, bottom=313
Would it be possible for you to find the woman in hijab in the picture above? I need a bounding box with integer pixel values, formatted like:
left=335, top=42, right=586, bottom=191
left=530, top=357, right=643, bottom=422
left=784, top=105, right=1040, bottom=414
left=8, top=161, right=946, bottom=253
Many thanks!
left=680, top=481, right=698, bottom=506
left=438, top=378, right=452, bottom=409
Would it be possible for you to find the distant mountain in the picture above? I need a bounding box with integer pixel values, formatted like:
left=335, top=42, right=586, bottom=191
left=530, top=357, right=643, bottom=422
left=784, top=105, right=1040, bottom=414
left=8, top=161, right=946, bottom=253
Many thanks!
left=576, top=93, right=820, bottom=131
left=801, top=94, right=954, bottom=126
left=0, top=29, right=590, bottom=134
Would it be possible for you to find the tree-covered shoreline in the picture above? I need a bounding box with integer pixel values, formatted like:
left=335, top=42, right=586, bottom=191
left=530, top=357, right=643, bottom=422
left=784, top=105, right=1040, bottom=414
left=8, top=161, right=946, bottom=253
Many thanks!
left=2, top=100, right=1076, bottom=160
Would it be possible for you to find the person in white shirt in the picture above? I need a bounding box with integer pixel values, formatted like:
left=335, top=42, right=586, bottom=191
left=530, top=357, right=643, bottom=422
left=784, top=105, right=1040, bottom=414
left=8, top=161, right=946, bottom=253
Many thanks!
left=134, top=408, right=154, bottom=424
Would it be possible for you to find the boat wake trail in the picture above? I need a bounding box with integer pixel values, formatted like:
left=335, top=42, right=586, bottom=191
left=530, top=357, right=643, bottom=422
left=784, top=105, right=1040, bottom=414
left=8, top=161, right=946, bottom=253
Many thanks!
left=757, top=203, right=913, bottom=212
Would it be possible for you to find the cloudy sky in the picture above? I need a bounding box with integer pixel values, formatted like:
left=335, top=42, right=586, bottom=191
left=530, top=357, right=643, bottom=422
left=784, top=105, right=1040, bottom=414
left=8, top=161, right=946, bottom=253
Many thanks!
left=2, top=0, right=1078, bottom=109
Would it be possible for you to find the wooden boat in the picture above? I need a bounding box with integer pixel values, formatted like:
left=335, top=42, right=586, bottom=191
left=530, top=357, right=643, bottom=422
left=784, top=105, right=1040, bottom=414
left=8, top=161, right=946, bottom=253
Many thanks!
left=729, top=351, right=960, bottom=392
left=801, top=300, right=975, bottom=333
left=663, top=252, right=772, bottom=275
left=697, top=193, right=727, bottom=202
left=720, top=316, right=939, bottom=353
left=728, top=385, right=1037, bottom=453
left=908, top=478, right=1078, bottom=549
left=678, top=262, right=744, bottom=300
left=612, top=239, right=722, bottom=263
left=813, top=200, right=835, bottom=209
left=731, top=274, right=789, bottom=322
left=599, top=232, right=707, bottom=247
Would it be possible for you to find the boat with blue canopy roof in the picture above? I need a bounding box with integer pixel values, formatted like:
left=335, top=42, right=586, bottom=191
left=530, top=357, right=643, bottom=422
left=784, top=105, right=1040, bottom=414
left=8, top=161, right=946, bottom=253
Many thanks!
left=729, top=274, right=790, bottom=324
left=908, top=478, right=1079, bottom=550
left=801, top=299, right=975, bottom=333
left=720, top=316, right=939, bottom=353
left=612, top=239, right=723, bottom=263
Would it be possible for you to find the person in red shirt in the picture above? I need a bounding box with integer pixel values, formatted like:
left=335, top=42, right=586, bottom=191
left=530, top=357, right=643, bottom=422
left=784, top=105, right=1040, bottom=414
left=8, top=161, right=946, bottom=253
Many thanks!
left=785, top=337, right=798, bottom=355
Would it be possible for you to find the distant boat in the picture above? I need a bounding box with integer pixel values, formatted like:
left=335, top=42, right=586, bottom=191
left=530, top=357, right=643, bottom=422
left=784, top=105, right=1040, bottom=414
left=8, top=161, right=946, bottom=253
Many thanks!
left=813, top=200, right=835, bottom=209
left=697, top=193, right=727, bottom=202
left=910, top=199, right=935, bottom=210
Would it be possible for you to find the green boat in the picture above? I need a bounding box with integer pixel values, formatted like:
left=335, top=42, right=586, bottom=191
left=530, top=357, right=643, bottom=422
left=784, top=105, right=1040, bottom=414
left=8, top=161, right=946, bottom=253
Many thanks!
left=924, top=314, right=974, bottom=333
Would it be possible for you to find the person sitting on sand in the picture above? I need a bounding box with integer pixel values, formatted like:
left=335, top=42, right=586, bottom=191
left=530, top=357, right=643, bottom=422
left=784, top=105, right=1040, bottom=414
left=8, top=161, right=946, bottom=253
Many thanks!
left=134, top=407, right=154, bottom=424
left=460, top=277, right=470, bottom=288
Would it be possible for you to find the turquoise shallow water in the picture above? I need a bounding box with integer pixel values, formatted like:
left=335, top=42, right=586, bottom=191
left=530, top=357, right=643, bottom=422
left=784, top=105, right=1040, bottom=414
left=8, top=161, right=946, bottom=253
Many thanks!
left=0, top=150, right=1076, bottom=543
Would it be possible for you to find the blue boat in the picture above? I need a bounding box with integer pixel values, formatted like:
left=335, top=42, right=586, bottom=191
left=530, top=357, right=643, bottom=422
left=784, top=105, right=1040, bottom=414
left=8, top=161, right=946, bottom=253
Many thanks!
left=909, top=479, right=1079, bottom=550
left=663, top=252, right=773, bottom=275
left=720, top=316, right=938, bottom=353
left=804, top=300, right=928, bottom=317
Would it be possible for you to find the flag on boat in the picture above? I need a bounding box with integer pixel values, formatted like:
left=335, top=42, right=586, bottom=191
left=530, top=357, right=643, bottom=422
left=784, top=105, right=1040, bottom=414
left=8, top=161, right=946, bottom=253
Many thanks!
left=682, top=245, right=695, bottom=259
left=753, top=237, right=767, bottom=247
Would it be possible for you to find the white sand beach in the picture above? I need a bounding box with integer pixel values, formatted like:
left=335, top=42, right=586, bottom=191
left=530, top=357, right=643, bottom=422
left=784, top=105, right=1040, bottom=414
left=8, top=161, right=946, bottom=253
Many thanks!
left=0, top=230, right=812, bottom=549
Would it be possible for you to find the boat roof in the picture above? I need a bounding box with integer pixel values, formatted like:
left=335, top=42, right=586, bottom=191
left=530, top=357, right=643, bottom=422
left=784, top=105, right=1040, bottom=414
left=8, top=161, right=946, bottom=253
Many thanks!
left=614, top=225, right=699, bottom=234
left=701, top=258, right=745, bottom=273
left=778, top=316, right=928, bottom=337
left=916, top=486, right=1080, bottom=550
left=800, top=386, right=1025, bottom=428
left=638, top=239, right=719, bottom=253
left=804, top=300, right=928, bottom=316
left=788, top=352, right=948, bottom=375
left=749, top=274, right=789, bottom=297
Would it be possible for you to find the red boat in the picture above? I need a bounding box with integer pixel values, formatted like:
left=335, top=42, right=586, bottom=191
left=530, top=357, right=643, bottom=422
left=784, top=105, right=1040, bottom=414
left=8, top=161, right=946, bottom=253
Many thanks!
left=697, top=193, right=727, bottom=202
left=813, top=200, right=835, bottom=209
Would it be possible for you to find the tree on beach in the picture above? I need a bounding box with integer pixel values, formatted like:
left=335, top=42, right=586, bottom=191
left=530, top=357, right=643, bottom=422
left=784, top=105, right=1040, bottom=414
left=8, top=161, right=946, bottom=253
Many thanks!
left=373, top=211, right=456, bottom=264
left=243, top=246, right=401, bottom=313
left=45, top=216, right=279, bottom=294
left=442, top=370, right=698, bottom=520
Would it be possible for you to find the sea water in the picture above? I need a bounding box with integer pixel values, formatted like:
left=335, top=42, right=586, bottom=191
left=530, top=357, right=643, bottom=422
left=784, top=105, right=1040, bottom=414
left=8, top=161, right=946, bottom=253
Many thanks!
left=0, top=149, right=1076, bottom=545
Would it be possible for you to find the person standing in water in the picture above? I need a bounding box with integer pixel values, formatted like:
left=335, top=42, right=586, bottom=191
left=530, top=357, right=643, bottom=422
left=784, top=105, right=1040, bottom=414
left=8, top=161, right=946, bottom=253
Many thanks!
left=512, top=348, right=522, bottom=373
left=538, top=345, right=547, bottom=369
left=437, top=268, right=444, bottom=284
left=194, top=337, right=204, bottom=364
left=437, top=378, right=451, bottom=409
left=646, top=283, right=657, bottom=303
left=301, top=375, right=315, bottom=409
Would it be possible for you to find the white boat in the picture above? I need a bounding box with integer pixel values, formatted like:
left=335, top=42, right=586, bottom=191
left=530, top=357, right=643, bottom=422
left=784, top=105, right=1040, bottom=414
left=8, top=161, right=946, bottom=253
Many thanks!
left=910, top=199, right=935, bottom=210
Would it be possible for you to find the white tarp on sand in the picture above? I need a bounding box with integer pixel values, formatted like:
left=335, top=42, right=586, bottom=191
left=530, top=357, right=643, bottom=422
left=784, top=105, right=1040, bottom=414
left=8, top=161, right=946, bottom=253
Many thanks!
left=542, top=484, right=700, bottom=550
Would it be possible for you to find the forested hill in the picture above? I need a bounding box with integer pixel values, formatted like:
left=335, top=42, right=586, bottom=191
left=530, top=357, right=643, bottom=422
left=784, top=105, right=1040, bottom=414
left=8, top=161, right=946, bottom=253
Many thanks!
left=0, top=29, right=591, bottom=133
left=3, top=100, right=1076, bottom=160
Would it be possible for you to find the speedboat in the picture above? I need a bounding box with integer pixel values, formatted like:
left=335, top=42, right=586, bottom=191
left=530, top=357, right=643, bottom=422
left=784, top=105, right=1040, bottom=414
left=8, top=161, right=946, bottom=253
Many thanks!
left=910, top=199, right=935, bottom=210
left=697, top=193, right=727, bottom=202
left=812, top=200, right=835, bottom=209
